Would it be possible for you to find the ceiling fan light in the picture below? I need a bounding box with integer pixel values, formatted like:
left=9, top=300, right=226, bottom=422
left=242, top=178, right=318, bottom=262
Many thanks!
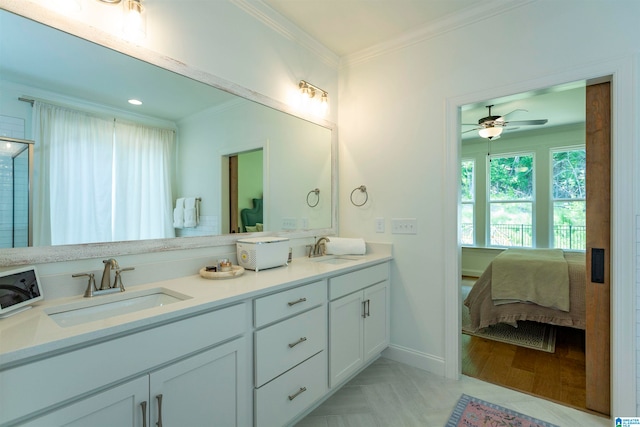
left=478, top=126, right=503, bottom=139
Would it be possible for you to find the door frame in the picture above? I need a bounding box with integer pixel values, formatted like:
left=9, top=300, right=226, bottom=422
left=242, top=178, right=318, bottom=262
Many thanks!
left=443, top=56, right=637, bottom=416
left=219, top=140, right=270, bottom=234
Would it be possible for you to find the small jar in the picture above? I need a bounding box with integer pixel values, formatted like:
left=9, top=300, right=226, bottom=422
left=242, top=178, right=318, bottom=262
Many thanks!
left=218, top=259, right=232, bottom=272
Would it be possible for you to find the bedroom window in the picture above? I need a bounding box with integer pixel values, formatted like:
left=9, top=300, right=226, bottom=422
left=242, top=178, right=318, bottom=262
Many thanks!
left=460, top=159, right=474, bottom=245
left=488, top=153, right=534, bottom=247
left=552, top=148, right=586, bottom=250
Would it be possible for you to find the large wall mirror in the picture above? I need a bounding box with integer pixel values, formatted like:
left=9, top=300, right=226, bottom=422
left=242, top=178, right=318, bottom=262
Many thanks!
left=0, top=7, right=336, bottom=265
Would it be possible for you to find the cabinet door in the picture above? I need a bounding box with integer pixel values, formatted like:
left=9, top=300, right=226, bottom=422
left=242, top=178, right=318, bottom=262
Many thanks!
left=23, top=377, right=148, bottom=427
left=149, top=337, right=248, bottom=427
left=329, top=291, right=364, bottom=387
left=363, top=280, right=389, bottom=362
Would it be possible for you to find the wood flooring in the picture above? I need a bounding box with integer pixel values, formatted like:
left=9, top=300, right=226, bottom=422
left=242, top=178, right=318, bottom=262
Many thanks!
left=462, top=324, right=589, bottom=412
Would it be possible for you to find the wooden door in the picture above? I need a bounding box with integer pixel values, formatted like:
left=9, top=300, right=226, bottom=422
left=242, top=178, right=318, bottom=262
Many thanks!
left=585, top=81, right=611, bottom=415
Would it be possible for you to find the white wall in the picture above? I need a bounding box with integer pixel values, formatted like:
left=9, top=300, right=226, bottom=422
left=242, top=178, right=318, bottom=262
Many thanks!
left=338, top=0, right=638, bottom=415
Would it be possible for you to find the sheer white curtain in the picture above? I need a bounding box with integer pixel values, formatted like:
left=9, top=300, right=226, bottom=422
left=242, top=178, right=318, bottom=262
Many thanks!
left=32, top=101, right=175, bottom=245
left=113, top=121, right=175, bottom=241
left=33, top=102, right=113, bottom=245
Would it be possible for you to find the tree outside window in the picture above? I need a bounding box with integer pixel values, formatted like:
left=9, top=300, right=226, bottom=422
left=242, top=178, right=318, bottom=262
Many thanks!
left=460, top=159, right=474, bottom=245
left=552, top=148, right=586, bottom=249
left=489, top=154, right=534, bottom=247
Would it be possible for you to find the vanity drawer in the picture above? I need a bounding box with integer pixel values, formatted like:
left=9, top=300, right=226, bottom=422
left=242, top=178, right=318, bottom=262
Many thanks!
left=329, top=263, right=389, bottom=300
left=254, top=279, right=326, bottom=327
left=254, top=305, right=326, bottom=387
left=255, top=350, right=327, bottom=427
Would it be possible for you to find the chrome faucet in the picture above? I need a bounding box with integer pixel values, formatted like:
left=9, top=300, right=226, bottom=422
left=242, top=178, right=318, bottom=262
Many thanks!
left=100, top=258, right=120, bottom=290
left=72, top=258, right=135, bottom=298
left=309, top=237, right=330, bottom=257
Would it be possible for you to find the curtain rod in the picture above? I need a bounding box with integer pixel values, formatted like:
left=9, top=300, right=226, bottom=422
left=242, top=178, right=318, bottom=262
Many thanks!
left=18, top=97, right=34, bottom=105
left=16, top=96, right=176, bottom=133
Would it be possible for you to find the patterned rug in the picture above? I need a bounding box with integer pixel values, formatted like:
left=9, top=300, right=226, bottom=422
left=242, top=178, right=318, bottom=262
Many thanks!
left=462, top=285, right=556, bottom=353
left=446, top=394, right=560, bottom=427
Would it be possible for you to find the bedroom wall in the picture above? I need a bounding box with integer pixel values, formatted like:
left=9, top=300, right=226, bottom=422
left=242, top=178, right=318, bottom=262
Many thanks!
left=338, top=0, right=639, bottom=415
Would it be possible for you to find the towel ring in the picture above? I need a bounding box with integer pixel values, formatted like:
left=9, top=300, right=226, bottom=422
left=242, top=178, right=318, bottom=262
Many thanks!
left=350, top=185, right=368, bottom=207
left=306, top=188, right=320, bottom=207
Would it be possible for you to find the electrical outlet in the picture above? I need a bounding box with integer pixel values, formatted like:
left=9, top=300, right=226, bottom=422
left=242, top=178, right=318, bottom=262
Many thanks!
left=391, top=218, right=417, bottom=234
left=301, top=218, right=309, bottom=229
left=282, top=218, right=297, bottom=230
left=375, top=217, right=385, bottom=233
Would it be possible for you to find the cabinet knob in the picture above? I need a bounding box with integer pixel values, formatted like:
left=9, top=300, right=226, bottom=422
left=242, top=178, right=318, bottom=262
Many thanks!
left=288, top=387, right=307, bottom=401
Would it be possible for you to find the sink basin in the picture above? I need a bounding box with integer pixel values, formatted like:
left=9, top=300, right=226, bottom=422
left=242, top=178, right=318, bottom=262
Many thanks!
left=46, top=288, right=191, bottom=327
left=309, top=255, right=362, bottom=265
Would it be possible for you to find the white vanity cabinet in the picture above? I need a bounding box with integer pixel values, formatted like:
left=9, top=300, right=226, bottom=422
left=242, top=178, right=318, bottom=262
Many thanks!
left=2, top=303, right=250, bottom=427
left=328, top=263, right=389, bottom=387
left=22, top=338, right=246, bottom=427
left=253, top=280, right=328, bottom=427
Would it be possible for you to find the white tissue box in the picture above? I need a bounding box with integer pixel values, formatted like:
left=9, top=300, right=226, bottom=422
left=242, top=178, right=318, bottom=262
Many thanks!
left=237, top=237, right=289, bottom=272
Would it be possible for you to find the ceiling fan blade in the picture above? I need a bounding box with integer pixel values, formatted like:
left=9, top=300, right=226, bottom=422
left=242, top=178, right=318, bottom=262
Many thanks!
left=495, top=108, right=528, bottom=124
left=462, top=127, right=480, bottom=134
left=504, top=119, right=548, bottom=126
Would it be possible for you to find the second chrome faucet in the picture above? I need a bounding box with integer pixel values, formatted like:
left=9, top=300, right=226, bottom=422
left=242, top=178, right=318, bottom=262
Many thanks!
left=72, top=258, right=135, bottom=298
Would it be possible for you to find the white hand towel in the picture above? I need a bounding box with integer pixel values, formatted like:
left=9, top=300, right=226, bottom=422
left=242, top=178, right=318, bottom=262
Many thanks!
left=183, top=197, right=198, bottom=228
left=324, top=237, right=366, bottom=255
left=173, top=198, right=185, bottom=229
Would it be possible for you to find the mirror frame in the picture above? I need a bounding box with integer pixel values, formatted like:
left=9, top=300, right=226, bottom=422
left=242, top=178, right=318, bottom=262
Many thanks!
left=0, top=4, right=337, bottom=266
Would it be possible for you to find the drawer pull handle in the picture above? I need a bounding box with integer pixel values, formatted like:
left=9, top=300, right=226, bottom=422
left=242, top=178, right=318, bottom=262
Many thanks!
left=140, top=401, right=147, bottom=427
left=156, top=394, right=163, bottom=427
left=288, top=337, right=308, bottom=348
left=288, top=386, right=307, bottom=401
left=288, top=297, right=307, bottom=306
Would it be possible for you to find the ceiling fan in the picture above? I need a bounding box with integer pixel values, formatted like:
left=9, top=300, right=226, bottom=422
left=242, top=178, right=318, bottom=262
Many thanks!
left=462, top=105, right=548, bottom=140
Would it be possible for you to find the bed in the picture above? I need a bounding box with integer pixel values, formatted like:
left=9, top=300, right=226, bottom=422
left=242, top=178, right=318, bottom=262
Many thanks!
left=464, top=249, right=586, bottom=331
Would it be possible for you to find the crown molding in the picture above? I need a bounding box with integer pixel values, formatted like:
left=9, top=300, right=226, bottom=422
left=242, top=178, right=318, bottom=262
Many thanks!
left=341, top=0, right=537, bottom=68
left=230, top=0, right=340, bottom=70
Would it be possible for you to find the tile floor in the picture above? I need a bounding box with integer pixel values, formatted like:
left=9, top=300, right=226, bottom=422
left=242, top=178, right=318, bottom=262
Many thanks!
left=295, top=357, right=610, bottom=427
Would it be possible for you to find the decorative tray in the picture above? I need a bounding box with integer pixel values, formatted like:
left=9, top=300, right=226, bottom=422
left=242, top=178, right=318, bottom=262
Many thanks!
left=199, top=265, right=245, bottom=280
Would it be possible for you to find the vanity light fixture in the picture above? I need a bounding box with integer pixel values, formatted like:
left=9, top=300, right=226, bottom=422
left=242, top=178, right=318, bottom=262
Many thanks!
left=96, top=0, right=122, bottom=3
left=124, top=0, right=146, bottom=39
left=299, top=80, right=328, bottom=103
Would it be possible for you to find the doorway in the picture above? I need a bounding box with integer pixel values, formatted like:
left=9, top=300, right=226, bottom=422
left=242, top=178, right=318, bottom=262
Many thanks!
left=225, top=148, right=264, bottom=234
left=457, top=80, right=610, bottom=414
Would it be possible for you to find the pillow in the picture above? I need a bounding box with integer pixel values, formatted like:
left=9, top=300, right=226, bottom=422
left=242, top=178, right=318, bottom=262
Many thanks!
left=256, top=223, right=263, bottom=231
left=245, top=225, right=257, bottom=232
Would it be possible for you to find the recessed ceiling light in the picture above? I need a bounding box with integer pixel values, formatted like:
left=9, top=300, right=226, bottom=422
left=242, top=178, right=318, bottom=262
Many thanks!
left=128, top=99, right=142, bottom=106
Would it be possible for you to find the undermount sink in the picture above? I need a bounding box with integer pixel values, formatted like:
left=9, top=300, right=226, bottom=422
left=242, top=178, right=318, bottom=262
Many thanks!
left=309, top=255, right=362, bottom=265
left=46, top=288, right=191, bottom=328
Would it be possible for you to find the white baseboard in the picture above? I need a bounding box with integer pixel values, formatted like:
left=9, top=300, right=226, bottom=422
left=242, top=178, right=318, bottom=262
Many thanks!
left=382, top=344, right=445, bottom=376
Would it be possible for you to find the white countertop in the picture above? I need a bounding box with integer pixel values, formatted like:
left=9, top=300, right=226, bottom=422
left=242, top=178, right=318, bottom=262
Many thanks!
left=0, top=249, right=392, bottom=368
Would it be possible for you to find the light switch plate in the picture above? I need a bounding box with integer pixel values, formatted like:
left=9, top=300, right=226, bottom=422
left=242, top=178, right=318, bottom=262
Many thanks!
left=282, top=218, right=297, bottom=230
left=391, top=218, right=417, bottom=234
left=375, top=217, right=385, bottom=233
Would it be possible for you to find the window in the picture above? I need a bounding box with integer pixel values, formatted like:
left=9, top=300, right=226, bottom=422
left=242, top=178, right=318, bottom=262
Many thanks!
left=552, top=148, right=586, bottom=249
left=488, top=153, right=534, bottom=247
left=460, top=159, right=474, bottom=245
